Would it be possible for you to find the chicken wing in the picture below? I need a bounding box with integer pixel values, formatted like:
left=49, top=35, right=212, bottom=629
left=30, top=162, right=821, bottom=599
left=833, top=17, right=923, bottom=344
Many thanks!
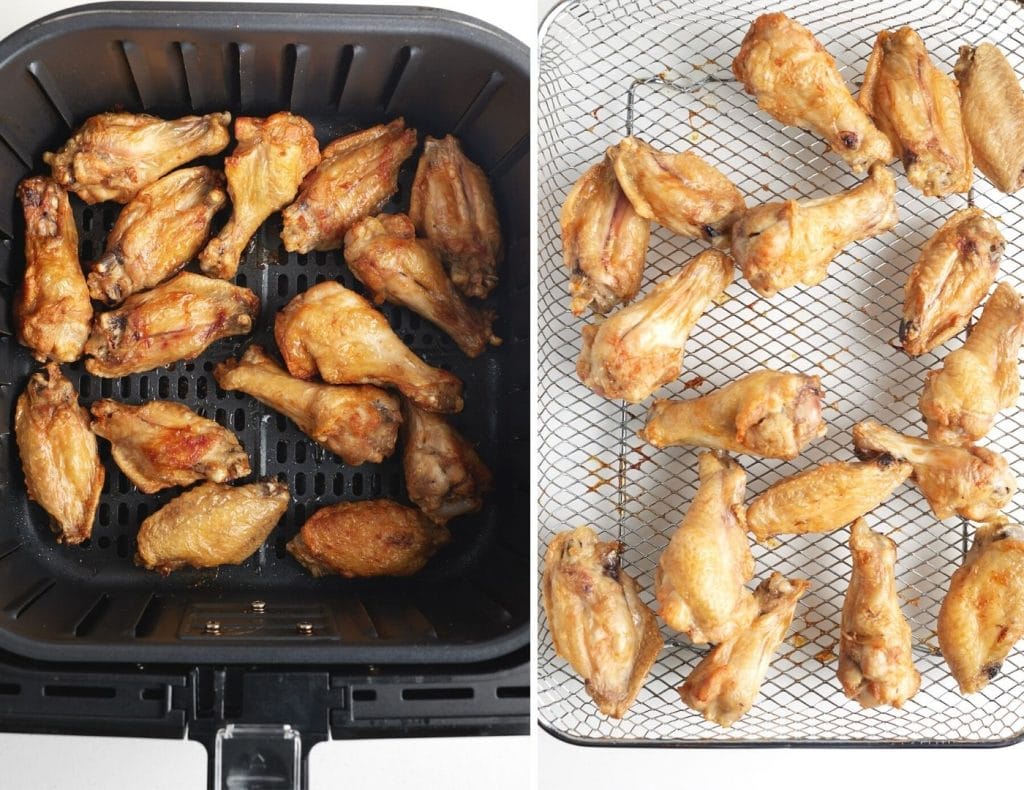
left=733, top=13, right=892, bottom=173
left=542, top=526, right=663, bottom=718
left=838, top=518, right=921, bottom=709
left=213, top=345, right=400, bottom=465
left=900, top=208, right=1004, bottom=356
left=641, top=369, right=825, bottom=460
left=14, top=364, right=103, bottom=545
left=87, top=166, right=227, bottom=304
left=731, top=163, right=898, bottom=298
left=199, top=112, right=320, bottom=280
left=859, top=27, right=972, bottom=196
left=14, top=177, right=92, bottom=363
left=287, top=499, right=450, bottom=578
left=577, top=249, right=733, bottom=402
left=43, top=111, right=231, bottom=204
left=678, top=572, right=809, bottom=727
left=84, top=271, right=259, bottom=378
left=281, top=119, right=416, bottom=253
left=408, top=134, right=503, bottom=298
left=343, top=213, right=499, bottom=357
left=920, top=282, right=1024, bottom=445
left=90, top=399, right=250, bottom=494
left=274, top=281, right=463, bottom=413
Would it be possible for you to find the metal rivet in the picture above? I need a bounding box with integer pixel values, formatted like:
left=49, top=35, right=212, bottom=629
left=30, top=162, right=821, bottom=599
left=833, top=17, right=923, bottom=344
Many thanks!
left=296, top=621, right=314, bottom=636
left=205, top=620, right=221, bottom=635
left=251, top=600, right=266, bottom=613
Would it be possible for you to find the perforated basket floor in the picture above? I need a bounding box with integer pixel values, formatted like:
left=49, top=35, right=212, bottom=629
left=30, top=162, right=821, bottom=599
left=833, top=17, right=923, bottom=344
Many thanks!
left=538, top=0, right=1024, bottom=745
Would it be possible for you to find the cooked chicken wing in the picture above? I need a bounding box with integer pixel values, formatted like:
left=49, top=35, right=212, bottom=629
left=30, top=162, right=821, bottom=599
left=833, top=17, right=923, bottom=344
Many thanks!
left=542, top=526, right=663, bottom=718
left=678, top=573, right=809, bottom=727
left=214, top=345, right=400, bottom=465
left=274, top=281, right=463, bottom=413
left=900, top=208, right=1004, bottom=356
left=43, top=111, right=231, bottom=204
left=287, top=499, right=450, bottom=578
left=15, top=364, right=103, bottom=545
left=84, top=271, right=259, bottom=378
left=731, top=163, right=898, bottom=298
left=14, top=177, right=92, bottom=363
left=577, top=250, right=733, bottom=402
left=920, top=282, right=1024, bottom=445
left=409, top=134, right=503, bottom=298
left=281, top=119, right=416, bottom=253
left=87, top=166, right=227, bottom=304
left=199, top=112, right=320, bottom=280
left=733, top=13, right=893, bottom=172
left=641, top=369, right=825, bottom=460
left=90, top=399, right=250, bottom=494
left=343, top=213, right=499, bottom=357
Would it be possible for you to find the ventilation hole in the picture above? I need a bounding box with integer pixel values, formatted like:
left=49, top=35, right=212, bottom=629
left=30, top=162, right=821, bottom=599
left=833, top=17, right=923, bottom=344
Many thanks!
left=98, top=535, right=111, bottom=548
left=74, top=594, right=111, bottom=637
left=352, top=474, right=363, bottom=496
left=314, top=473, right=325, bottom=496
left=277, top=274, right=288, bottom=296
left=295, top=473, right=306, bottom=496
left=203, top=360, right=213, bottom=372
left=496, top=686, right=529, bottom=699
left=117, top=502, right=129, bottom=523
left=453, top=70, right=505, bottom=136
left=82, top=209, right=93, bottom=231
left=275, top=535, right=287, bottom=559
left=297, top=274, right=307, bottom=291
left=173, top=377, right=185, bottom=398
left=401, top=687, right=472, bottom=701
left=158, top=376, right=169, bottom=398
left=196, top=377, right=207, bottom=399
left=5, top=579, right=55, bottom=618
left=140, top=377, right=150, bottom=399
left=101, top=378, right=113, bottom=397
left=81, top=239, right=94, bottom=260
left=389, top=473, right=401, bottom=497
left=103, top=207, right=116, bottom=231
left=237, top=272, right=247, bottom=287
left=332, top=44, right=355, bottom=107
left=402, top=333, right=413, bottom=345
left=370, top=473, right=381, bottom=496
left=233, top=409, right=245, bottom=430
left=352, top=689, right=376, bottom=702
left=119, top=377, right=131, bottom=397
left=116, top=534, right=130, bottom=558
left=277, top=442, right=287, bottom=463
left=379, top=45, right=412, bottom=109
left=295, top=443, right=306, bottom=464
left=316, top=252, right=328, bottom=267
left=0, top=683, right=20, bottom=695
left=134, top=595, right=162, bottom=637
left=44, top=685, right=115, bottom=699
left=314, top=273, right=326, bottom=284
left=137, top=503, right=149, bottom=522
left=296, top=253, right=308, bottom=267
left=276, top=414, right=287, bottom=432
left=117, top=474, right=130, bottom=494
left=216, top=407, right=226, bottom=424
left=141, top=687, right=164, bottom=701
left=80, top=377, right=91, bottom=397
left=333, top=474, right=344, bottom=496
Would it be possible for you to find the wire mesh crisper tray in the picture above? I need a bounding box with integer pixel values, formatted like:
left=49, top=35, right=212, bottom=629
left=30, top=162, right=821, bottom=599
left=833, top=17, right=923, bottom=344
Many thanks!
left=538, top=0, right=1024, bottom=744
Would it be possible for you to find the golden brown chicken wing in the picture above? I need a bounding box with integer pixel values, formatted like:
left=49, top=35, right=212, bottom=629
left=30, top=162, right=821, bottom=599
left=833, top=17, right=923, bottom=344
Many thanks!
left=577, top=249, right=733, bottom=402
left=542, top=526, right=663, bottom=718
left=43, top=111, right=231, bottom=204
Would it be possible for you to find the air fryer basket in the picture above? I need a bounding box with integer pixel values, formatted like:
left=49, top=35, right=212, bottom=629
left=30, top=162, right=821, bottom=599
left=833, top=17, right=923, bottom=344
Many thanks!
left=538, top=0, right=1024, bottom=745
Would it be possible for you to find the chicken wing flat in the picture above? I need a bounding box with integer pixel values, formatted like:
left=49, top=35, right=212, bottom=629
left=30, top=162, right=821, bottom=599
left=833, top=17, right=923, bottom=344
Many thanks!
left=542, top=526, right=663, bottom=718
left=43, top=111, right=231, bottom=204
left=15, top=364, right=103, bottom=545
left=281, top=119, right=416, bottom=253
left=199, top=112, right=320, bottom=280
left=561, top=156, right=650, bottom=316
left=87, top=166, right=227, bottom=304
left=274, top=281, right=463, bottom=413
left=577, top=250, right=733, bottom=402
left=733, top=13, right=892, bottom=173
left=84, top=271, right=259, bottom=378
left=287, top=499, right=450, bottom=578
left=343, top=213, right=499, bottom=357
left=90, top=399, right=250, bottom=494
left=838, top=518, right=921, bottom=709
left=641, top=369, right=825, bottom=460
left=14, top=177, right=92, bottom=363
left=678, top=573, right=809, bottom=727
left=409, top=134, right=503, bottom=299
left=900, top=208, right=1004, bottom=356
left=920, top=282, right=1024, bottom=445
left=731, top=163, right=898, bottom=298
left=214, top=345, right=400, bottom=466
left=859, top=27, right=972, bottom=197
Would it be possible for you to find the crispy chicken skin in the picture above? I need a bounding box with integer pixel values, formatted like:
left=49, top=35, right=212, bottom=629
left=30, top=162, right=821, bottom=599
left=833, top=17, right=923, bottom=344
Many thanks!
left=731, top=163, right=898, bottom=298
left=838, top=518, right=921, bottom=709
left=641, top=369, right=825, bottom=460
left=408, top=134, right=503, bottom=299
left=920, top=282, right=1024, bottom=445
left=900, top=208, right=1004, bottom=356
left=938, top=521, right=1024, bottom=693
left=287, top=499, right=450, bottom=578
left=14, top=177, right=92, bottom=363
left=678, top=573, right=809, bottom=727
left=90, top=399, right=250, bottom=494
left=199, top=112, right=320, bottom=280
left=43, top=111, right=231, bottom=204
left=577, top=250, right=733, bottom=402
left=84, top=271, right=259, bottom=378
left=561, top=156, right=650, bottom=316
left=343, top=213, right=499, bottom=358
left=87, top=166, right=227, bottom=304
left=542, top=526, right=663, bottom=718
left=214, top=345, right=401, bottom=466
left=954, top=44, right=1024, bottom=194
left=733, top=13, right=892, bottom=172
left=859, top=27, right=972, bottom=196
left=15, top=364, right=103, bottom=545
left=655, top=452, right=757, bottom=644
left=136, top=480, right=289, bottom=574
